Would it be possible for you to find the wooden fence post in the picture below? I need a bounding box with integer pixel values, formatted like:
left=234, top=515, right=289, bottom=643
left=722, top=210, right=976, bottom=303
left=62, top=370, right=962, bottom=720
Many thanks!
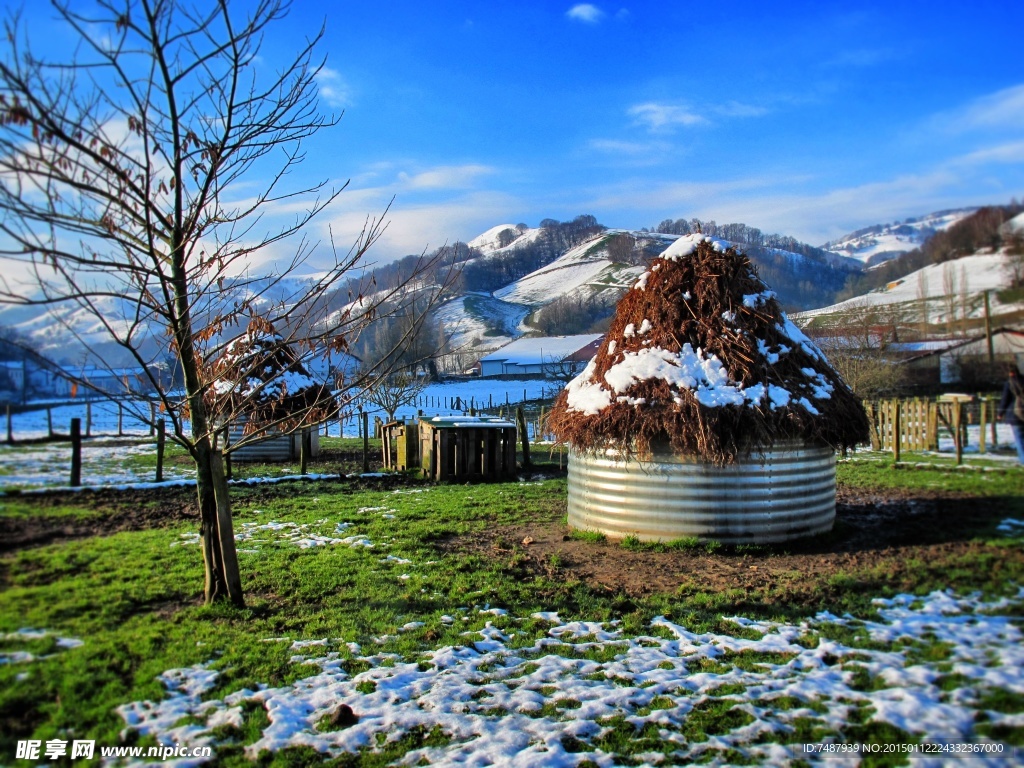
left=953, top=400, right=963, bottom=466
left=86, top=401, right=92, bottom=438
left=362, top=411, right=370, bottom=473
left=516, top=406, right=531, bottom=470
left=979, top=398, right=987, bottom=455
left=70, top=417, right=81, bottom=487
left=892, top=401, right=901, bottom=462
left=866, top=402, right=881, bottom=451
left=117, top=402, right=124, bottom=436
left=5, top=403, right=12, bottom=444
left=300, top=427, right=309, bottom=475
left=155, top=419, right=166, bottom=482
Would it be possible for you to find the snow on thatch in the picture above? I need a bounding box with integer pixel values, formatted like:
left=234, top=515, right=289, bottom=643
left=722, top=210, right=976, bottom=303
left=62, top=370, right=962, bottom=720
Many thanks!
left=209, top=325, right=337, bottom=434
left=547, top=235, right=870, bottom=463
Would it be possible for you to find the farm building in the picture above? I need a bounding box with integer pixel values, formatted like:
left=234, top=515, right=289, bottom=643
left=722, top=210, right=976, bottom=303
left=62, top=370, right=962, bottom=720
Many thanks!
left=0, top=338, right=76, bottom=400
left=924, top=328, right=1024, bottom=384
left=68, top=365, right=161, bottom=397
left=478, top=334, right=603, bottom=377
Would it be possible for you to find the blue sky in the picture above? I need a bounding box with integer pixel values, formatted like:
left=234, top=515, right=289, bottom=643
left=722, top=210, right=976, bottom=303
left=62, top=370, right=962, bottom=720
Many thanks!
left=14, top=0, right=1024, bottom=266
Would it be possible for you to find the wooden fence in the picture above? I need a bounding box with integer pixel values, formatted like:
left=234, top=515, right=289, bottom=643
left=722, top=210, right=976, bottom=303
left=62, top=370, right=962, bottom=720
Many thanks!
left=866, top=396, right=1001, bottom=464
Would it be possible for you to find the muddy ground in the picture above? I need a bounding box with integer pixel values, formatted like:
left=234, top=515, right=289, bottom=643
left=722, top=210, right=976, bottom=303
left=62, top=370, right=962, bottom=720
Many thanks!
left=439, top=485, right=1023, bottom=608
left=2, top=463, right=1020, bottom=606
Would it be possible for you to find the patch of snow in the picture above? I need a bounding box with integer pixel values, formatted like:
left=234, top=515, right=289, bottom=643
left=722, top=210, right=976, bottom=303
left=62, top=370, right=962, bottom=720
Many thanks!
left=115, top=590, right=1024, bottom=765
left=660, top=234, right=731, bottom=260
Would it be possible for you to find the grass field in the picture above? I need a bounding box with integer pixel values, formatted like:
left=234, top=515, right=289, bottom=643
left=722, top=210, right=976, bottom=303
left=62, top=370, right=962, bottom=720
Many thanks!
left=1, top=442, right=1023, bottom=766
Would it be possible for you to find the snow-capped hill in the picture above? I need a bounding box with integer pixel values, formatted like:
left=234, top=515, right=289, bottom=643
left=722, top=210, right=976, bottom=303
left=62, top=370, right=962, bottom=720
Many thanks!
left=494, top=231, right=653, bottom=306
left=467, top=224, right=542, bottom=254
left=822, top=208, right=976, bottom=267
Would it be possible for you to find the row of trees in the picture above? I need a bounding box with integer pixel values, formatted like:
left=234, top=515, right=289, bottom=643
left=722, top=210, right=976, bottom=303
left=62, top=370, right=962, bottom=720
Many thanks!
left=653, top=217, right=838, bottom=261
left=530, top=292, right=616, bottom=336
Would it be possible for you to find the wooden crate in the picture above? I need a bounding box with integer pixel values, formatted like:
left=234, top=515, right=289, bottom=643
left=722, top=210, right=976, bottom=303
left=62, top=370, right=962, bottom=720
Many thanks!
left=418, top=416, right=517, bottom=482
left=381, top=420, right=418, bottom=471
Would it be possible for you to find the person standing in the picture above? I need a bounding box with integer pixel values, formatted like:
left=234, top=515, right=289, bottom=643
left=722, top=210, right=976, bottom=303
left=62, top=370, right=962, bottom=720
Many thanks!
left=1000, top=365, right=1024, bottom=465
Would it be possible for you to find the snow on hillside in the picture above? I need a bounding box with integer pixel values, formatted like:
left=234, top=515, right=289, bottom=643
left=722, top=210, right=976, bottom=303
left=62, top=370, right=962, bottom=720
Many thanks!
left=797, top=251, right=1014, bottom=323
left=0, top=295, right=150, bottom=364
left=467, top=225, right=543, bottom=255
left=0, top=273, right=325, bottom=366
left=434, top=293, right=530, bottom=356
left=822, top=208, right=975, bottom=267
left=494, top=234, right=645, bottom=307
left=438, top=229, right=658, bottom=359
left=1004, top=212, right=1024, bottom=234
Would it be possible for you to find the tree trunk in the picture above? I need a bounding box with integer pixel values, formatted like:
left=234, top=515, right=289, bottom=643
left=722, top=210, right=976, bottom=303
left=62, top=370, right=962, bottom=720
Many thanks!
left=196, top=441, right=244, bottom=607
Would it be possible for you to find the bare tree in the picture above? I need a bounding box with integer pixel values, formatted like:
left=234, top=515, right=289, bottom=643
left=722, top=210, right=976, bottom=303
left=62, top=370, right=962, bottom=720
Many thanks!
left=942, top=263, right=959, bottom=336
left=0, top=0, right=448, bottom=606
left=363, top=373, right=428, bottom=423
left=916, top=270, right=931, bottom=335
left=806, top=303, right=906, bottom=399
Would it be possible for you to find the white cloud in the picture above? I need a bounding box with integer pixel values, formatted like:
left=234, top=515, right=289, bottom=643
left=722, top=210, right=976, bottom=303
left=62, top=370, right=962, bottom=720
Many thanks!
left=628, top=102, right=707, bottom=131
left=566, top=4, right=604, bottom=23
left=585, top=138, right=674, bottom=168
left=320, top=190, right=522, bottom=263
left=627, top=101, right=766, bottom=132
left=397, top=164, right=495, bottom=190
left=314, top=67, right=352, bottom=109
left=824, top=47, right=898, bottom=69
left=935, top=83, right=1024, bottom=134
left=716, top=101, right=769, bottom=118
left=951, top=141, right=1024, bottom=167
left=713, top=172, right=963, bottom=244
left=579, top=170, right=978, bottom=246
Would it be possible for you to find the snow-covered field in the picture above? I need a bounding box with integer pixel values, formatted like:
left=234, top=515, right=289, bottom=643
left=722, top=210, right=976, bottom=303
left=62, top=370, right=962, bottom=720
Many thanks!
left=0, top=380, right=554, bottom=489
left=109, top=586, right=1024, bottom=766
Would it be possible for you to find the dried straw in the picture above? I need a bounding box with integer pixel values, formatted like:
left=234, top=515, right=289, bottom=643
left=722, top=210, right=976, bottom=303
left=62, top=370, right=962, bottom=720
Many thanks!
left=547, top=238, right=869, bottom=464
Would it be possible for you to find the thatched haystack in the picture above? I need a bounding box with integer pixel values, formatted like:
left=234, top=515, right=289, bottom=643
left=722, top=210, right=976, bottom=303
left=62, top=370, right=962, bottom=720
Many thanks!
left=548, top=235, right=869, bottom=464
left=209, top=324, right=337, bottom=435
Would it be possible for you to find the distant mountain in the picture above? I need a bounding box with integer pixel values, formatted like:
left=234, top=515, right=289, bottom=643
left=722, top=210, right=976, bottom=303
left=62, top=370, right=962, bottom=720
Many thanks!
left=821, top=208, right=977, bottom=268
left=0, top=273, right=323, bottom=368
left=438, top=223, right=863, bottom=360
left=4, top=207, right=1015, bottom=373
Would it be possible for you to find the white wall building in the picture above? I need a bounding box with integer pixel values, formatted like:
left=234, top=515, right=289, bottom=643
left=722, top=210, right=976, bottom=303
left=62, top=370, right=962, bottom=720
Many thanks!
left=478, top=334, right=603, bottom=378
